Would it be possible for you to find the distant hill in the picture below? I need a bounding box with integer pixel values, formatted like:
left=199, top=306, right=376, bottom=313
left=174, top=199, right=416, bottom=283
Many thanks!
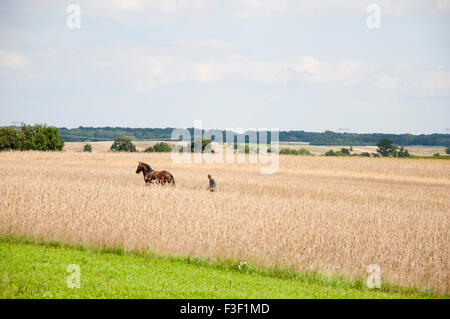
left=58, top=127, right=450, bottom=146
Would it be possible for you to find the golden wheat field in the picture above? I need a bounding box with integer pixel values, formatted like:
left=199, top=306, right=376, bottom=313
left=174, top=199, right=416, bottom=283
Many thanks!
left=0, top=149, right=449, bottom=293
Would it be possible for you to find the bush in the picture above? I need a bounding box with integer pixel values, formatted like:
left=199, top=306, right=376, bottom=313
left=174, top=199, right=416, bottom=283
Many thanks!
left=297, top=148, right=312, bottom=156
left=279, top=148, right=297, bottom=155
left=446, top=147, right=450, bottom=155
left=0, top=124, right=64, bottom=151
left=433, top=153, right=440, bottom=157
left=396, top=146, right=410, bottom=158
left=83, top=144, right=92, bottom=152
left=190, top=137, right=213, bottom=153
left=359, top=152, right=371, bottom=157
left=110, top=137, right=136, bottom=152
left=234, top=143, right=266, bottom=154
left=324, top=149, right=350, bottom=157
left=279, top=148, right=312, bottom=156
left=154, top=142, right=172, bottom=152
left=144, top=142, right=172, bottom=153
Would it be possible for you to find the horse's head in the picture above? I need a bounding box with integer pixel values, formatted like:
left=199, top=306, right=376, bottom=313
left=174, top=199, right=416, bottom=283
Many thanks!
left=136, top=161, right=143, bottom=174
left=136, top=161, right=151, bottom=174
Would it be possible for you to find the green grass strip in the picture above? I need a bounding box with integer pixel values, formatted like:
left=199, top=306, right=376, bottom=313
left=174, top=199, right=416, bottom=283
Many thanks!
left=0, top=235, right=446, bottom=299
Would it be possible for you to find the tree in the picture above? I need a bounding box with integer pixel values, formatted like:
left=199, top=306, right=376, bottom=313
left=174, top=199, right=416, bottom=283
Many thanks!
left=83, top=144, right=92, bottom=152
left=0, top=124, right=64, bottom=151
left=144, top=142, right=172, bottom=153
left=446, top=147, right=450, bottom=155
left=31, top=125, right=64, bottom=151
left=110, top=137, right=136, bottom=152
left=376, top=138, right=398, bottom=157
left=190, top=137, right=213, bottom=153
left=396, top=146, right=410, bottom=158
left=0, top=127, right=18, bottom=151
left=16, top=124, right=35, bottom=150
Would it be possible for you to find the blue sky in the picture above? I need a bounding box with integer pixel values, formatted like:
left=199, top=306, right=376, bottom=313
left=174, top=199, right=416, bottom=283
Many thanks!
left=0, top=0, right=449, bottom=133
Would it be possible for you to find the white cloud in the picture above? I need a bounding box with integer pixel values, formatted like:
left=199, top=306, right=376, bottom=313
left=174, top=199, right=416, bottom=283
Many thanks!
left=376, top=0, right=450, bottom=15
left=406, top=68, right=450, bottom=95
left=225, top=55, right=245, bottom=60
left=229, top=0, right=290, bottom=19
left=0, top=50, right=29, bottom=69
left=34, top=48, right=57, bottom=58
left=118, top=53, right=291, bottom=91
left=123, top=54, right=365, bottom=90
left=85, top=0, right=212, bottom=15
left=229, top=0, right=450, bottom=18
left=5, top=0, right=449, bottom=20
left=373, top=75, right=400, bottom=90
left=294, top=56, right=371, bottom=86
left=169, top=39, right=235, bottom=51
left=110, top=0, right=141, bottom=12
left=294, top=57, right=450, bottom=95
left=26, top=73, right=41, bottom=79
left=87, top=48, right=450, bottom=97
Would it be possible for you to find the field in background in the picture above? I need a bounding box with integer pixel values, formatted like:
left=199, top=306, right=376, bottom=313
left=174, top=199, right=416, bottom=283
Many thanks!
left=64, top=141, right=449, bottom=157
left=0, top=151, right=449, bottom=294
left=63, top=140, right=183, bottom=153
left=279, top=142, right=448, bottom=156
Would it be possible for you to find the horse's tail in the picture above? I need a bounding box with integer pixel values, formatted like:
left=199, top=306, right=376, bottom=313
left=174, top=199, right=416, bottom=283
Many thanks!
left=170, top=174, right=175, bottom=185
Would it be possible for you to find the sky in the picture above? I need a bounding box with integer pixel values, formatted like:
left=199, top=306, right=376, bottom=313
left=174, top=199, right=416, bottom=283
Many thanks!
left=0, top=0, right=449, bottom=134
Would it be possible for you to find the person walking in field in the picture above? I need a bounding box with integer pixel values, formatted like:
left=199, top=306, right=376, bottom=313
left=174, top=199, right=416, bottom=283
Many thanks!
left=207, top=174, right=216, bottom=192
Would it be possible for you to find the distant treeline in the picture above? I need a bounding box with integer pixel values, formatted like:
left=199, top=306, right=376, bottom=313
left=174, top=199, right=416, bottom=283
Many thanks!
left=58, top=127, right=450, bottom=146
left=279, top=130, right=449, bottom=146
left=59, top=127, right=174, bottom=142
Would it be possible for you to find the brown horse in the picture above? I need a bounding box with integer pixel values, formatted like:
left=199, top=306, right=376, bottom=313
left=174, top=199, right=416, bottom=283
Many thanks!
left=136, top=162, right=175, bottom=185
